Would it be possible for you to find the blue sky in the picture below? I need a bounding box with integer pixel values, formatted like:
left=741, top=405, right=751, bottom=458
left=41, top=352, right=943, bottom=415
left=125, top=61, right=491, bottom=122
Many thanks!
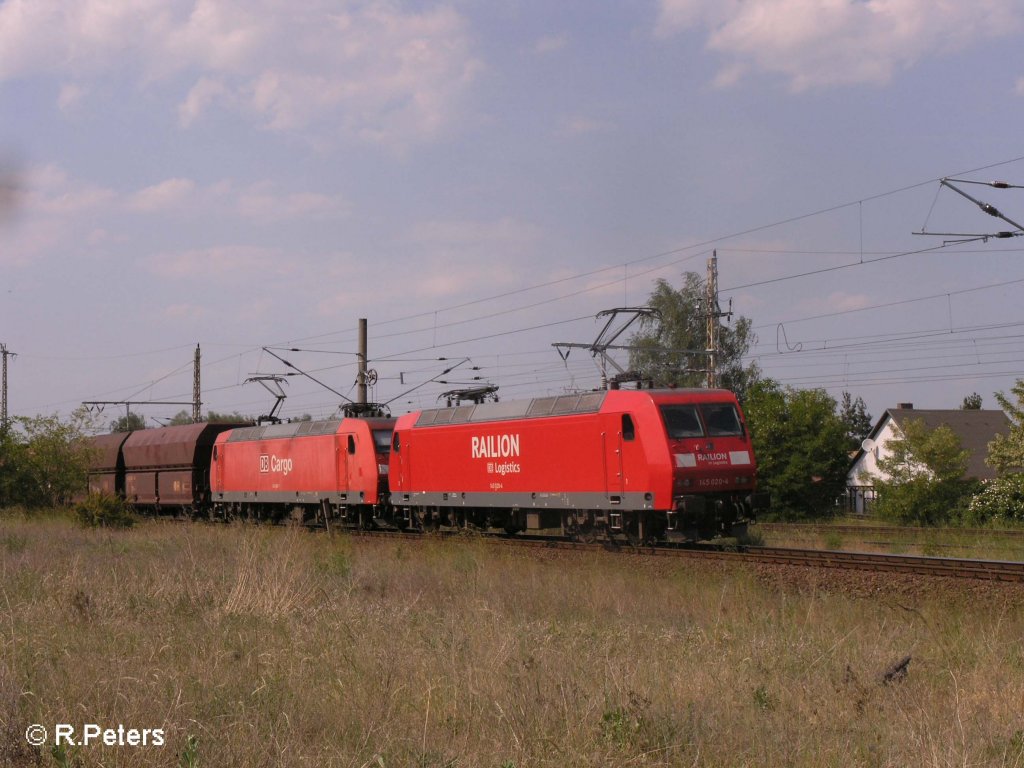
left=1, top=0, right=1023, bottom=427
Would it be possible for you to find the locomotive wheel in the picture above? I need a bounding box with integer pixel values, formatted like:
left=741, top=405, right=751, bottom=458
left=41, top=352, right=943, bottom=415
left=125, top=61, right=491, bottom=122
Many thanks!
left=623, top=515, right=660, bottom=548
left=564, top=511, right=597, bottom=543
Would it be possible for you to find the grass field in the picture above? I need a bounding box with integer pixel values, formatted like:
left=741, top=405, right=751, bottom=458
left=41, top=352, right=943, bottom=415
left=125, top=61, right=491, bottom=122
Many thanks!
left=1, top=514, right=1023, bottom=767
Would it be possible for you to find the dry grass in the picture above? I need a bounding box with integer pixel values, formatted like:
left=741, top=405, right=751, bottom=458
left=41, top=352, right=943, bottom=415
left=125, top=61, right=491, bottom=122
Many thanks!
left=1, top=514, right=1023, bottom=767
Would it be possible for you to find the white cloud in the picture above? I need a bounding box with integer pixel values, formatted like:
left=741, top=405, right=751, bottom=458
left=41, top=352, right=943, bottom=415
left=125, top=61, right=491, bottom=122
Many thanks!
left=25, top=165, right=116, bottom=215
left=17, top=166, right=346, bottom=226
left=0, top=0, right=481, bottom=146
left=178, top=76, right=231, bottom=127
left=655, top=0, right=1023, bottom=90
left=235, top=182, right=348, bottom=221
left=57, top=83, right=87, bottom=113
left=146, top=244, right=289, bottom=279
left=129, top=178, right=197, bottom=212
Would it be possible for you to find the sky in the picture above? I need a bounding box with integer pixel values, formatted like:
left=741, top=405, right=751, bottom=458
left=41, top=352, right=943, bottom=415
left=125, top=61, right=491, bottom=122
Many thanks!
left=2, top=0, right=1024, bottom=430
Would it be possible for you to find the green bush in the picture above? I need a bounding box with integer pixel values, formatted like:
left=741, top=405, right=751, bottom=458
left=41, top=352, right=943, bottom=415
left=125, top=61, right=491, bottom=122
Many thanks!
left=75, top=493, right=136, bottom=529
left=966, top=475, right=1024, bottom=525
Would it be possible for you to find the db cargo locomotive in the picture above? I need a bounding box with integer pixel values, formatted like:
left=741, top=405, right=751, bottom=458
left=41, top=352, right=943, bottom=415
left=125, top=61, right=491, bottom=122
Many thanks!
left=208, top=416, right=395, bottom=526
left=86, top=388, right=764, bottom=541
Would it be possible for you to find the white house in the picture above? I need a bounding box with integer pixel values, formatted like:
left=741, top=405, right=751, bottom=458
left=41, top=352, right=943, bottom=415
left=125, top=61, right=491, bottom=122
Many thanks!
left=845, top=403, right=1011, bottom=515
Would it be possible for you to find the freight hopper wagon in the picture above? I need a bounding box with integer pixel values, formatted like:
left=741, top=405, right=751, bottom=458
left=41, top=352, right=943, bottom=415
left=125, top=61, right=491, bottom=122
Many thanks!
left=389, top=389, right=766, bottom=542
left=210, top=417, right=396, bottom=526
left=85, top=431, right=131, bottom=498
left=119, top=423, right=241, bottom=515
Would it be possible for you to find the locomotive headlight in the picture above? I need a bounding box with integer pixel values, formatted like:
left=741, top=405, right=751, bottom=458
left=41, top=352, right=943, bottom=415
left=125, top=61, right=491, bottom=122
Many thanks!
left=735, top=475, right=750, bottom=484
left=681, top=478, right=691, bottom=488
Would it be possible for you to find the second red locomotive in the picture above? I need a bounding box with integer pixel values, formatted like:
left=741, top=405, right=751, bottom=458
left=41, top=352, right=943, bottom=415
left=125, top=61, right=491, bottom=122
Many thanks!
left=209, top=416, right=395, bottom=526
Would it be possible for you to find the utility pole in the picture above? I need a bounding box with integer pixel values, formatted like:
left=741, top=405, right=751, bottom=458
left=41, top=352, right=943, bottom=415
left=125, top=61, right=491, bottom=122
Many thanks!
left=1, top=343, right=14, bottom=429
left=193, top=344, right=202, bottom=422
left=704, top=251, right=731, bottom=388
left=357, top=318, right=368, bottom=406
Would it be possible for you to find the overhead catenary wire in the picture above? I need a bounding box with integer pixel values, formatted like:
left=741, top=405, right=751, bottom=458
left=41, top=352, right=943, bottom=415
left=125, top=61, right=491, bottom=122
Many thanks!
left=35, top=153, right=1024, bottom=416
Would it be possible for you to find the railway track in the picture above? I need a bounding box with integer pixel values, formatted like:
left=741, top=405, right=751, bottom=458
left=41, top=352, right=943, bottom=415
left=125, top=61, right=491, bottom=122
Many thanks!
left=741, top=545, right=1024, bottom=583
left=343, top=528, right=1024, bottom=584
left=757, top=522, right=1024, bottom=540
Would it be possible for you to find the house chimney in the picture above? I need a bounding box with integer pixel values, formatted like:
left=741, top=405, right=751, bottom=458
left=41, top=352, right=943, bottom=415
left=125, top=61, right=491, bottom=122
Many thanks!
left=897, top=402, right=914, bottom=409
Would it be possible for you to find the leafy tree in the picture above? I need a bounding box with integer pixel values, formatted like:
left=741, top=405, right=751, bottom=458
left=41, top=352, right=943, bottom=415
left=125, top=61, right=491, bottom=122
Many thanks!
left=743, top=380, right=849, bottom=519
left=628, top=274, right=760, bottom=398
left=168, top=410, right=195, bottom=426
left=839, top=391, right=873, bottom=452
left=872, top=418, right=977, bottom=525
left=961, top=392, right=983, bottom=410
left=205, top=410, right=253, bottom=424
left=110, top=411, right=147, bottom=432
left=987, top=379, right=1024, bottom=475
left=0, top=408, right=99, bottom=509
left=167, top=409, right=254, bottom=426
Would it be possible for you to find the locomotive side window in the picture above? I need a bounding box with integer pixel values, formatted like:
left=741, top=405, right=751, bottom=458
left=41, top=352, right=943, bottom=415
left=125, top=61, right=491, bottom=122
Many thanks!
left=392, top=433, right=401, bottom=452
left=347, top=435, right=356, bottom=454
left=701, top=404, right=743, bottom=436
left=621, top=414, right=635, bottom=441
left=659, top=405, right=703, bottom=439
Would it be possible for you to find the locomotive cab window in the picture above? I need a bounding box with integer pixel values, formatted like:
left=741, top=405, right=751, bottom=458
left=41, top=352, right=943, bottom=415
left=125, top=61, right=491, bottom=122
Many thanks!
left=701, top=404, right=743, bottom=437
left=659, top=405, right=703, bottom=439
left=392, top=433, right=400, bottom=452
left=372, top=430, right=392, bottom=454
left=621, top=414, right=636, bottom=441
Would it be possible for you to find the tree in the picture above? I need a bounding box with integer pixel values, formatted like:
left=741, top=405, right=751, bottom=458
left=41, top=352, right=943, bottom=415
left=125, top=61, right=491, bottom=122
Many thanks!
left=872, top=418, right=977, bottom=525
left=742, top=380, right=849, bottom=519
left=987, top=379, right=1024, bottom=475
left=205, top=410, right=253, bottom=424
left=628, top=275, right=760, bottom=398
left=0, top=408, right=99, bottom=508
left=110, top=411, right=147, bottom=432
left=167, top=409, right=254, bottom=426
left=168, top=410, right=194, bottom=426
left=961, top=392, right=983, bottom=410
left=839, top=391, right=873, bottom=452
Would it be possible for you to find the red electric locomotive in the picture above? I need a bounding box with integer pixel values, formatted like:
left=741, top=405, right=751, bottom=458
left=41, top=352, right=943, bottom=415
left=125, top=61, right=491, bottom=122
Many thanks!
left=389, top=388, right=765, bottom=541
left=209, top=416, right=395, bottom=525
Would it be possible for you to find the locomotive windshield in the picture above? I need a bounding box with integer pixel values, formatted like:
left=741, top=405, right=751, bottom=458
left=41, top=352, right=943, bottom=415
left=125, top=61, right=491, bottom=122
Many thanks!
left=701, top=403, right=743, bottom=436
left=659, top=405, right=703, bottom=438
left=659, top=403, right=743, bottom=439
left=372, top=429, right=393, bottom=453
